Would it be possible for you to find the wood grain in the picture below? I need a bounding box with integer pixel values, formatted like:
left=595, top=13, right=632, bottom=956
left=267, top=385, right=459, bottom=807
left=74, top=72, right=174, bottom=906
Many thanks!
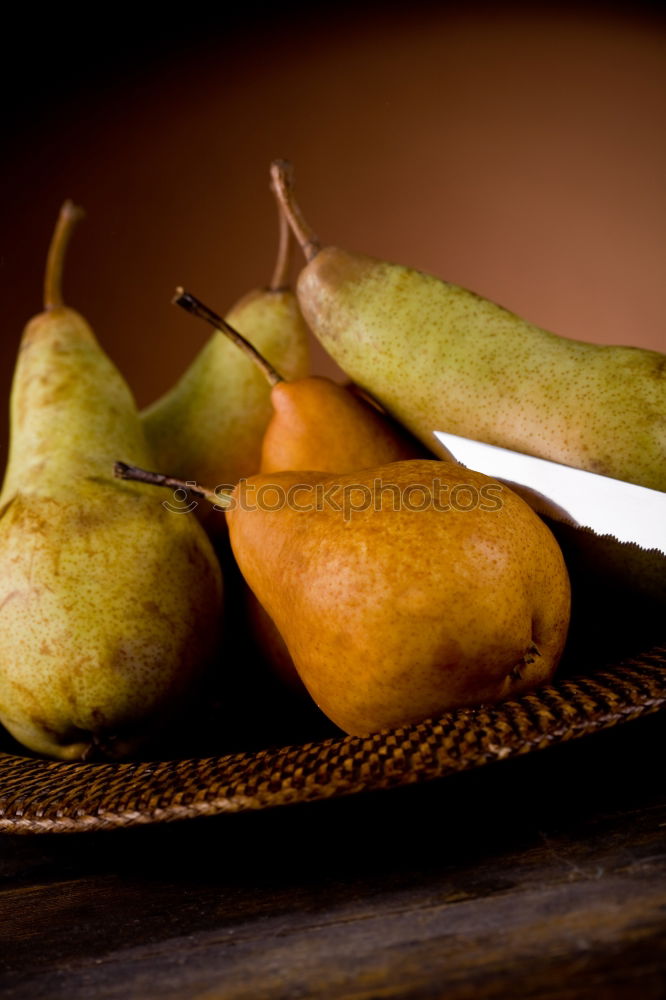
left=1, top=711, right=665, bottom=999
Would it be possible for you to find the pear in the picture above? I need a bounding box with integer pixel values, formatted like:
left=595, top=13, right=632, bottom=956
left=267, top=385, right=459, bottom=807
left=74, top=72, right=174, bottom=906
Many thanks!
left=243, top=587, right=306, bottom=696
left=118, top=459, right=571, bottom=736
left=261, top=376, right=431, bottom=474
left=141, top=194, right=309, bottom=489
left=174, top=290, right=431, bottom=475
left=0, top=203, right=223, bottom=761
left=270, top=161, right=666, bottom=493
left=174, top=288, right=430, bottom=694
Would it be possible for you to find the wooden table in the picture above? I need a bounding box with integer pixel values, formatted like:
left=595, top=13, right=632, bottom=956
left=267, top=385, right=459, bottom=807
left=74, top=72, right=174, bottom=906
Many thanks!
left=1, top=710, right=665, bottom=999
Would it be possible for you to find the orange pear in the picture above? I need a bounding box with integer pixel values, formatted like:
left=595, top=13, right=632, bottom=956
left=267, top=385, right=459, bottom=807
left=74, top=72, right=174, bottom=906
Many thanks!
left=117, top=459, right=571, bottom=736
left=174, top=289, right=431, bottom=693
left=174, top=290, right=431, bottom=476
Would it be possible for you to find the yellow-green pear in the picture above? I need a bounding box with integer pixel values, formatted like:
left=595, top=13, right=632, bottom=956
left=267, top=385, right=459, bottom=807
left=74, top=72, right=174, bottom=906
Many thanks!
left=271, top=161, right=666, bottom=493
left=0, top=203, right=223, bottom=761
left=141, top=199, right=309, bottom=488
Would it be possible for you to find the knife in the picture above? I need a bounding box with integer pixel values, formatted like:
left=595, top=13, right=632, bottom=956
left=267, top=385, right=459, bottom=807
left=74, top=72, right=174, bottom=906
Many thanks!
left=432, top=431, right=666, bottom=556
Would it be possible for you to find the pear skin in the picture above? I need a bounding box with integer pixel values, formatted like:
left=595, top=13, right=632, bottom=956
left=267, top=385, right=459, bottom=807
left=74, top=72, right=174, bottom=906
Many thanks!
left=296, top=248, right=666, bottom=492
left=0, top=203, right=223, bottom=760
left=256, top=376, right=428, bottom=693
left=171, top=289, right=428, bottom=480
left=0, top=484, right=222, bottom=759
left=270, top=161, right=666, bottom=492
left=142, top=286, right=310, bottom=489
left=172, top=286, right=431, bottom=696
left=243, top=586, right=307, bottom=696
left=261, top=375, right=430, bottom=474
left=226, top=460, right=571, bottom=736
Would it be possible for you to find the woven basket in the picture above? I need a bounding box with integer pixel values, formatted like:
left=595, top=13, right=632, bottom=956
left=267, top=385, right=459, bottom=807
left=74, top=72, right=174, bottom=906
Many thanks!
left=1, top=643, right=664, bottom=835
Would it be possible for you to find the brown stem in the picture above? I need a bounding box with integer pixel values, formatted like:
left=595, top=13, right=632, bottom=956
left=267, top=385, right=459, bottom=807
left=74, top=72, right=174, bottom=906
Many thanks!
left=173, top=289, right=285, bottom=387
left=270, top=160, right=321, bottom=263
left=44, top=200, right=85, bottom=310
left=269, top=192, right=291, bottom=292
left=114, top=461, right=231, bottom=509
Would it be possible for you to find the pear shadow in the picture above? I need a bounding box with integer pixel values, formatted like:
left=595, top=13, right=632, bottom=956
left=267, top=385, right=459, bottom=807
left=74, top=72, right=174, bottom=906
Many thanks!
left=543, top=515, right=666, bottom=673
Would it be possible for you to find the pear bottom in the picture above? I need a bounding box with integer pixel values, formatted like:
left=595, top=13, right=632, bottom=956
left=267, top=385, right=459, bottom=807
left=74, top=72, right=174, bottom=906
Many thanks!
left=0, top=488, right=222, bottom=760
left=229, top=461, right=571, bottom=736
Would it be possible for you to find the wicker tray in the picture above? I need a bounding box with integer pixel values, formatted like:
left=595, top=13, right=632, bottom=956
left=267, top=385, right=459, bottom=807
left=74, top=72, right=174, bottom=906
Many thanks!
left=1, top=643, right=664, bottom=835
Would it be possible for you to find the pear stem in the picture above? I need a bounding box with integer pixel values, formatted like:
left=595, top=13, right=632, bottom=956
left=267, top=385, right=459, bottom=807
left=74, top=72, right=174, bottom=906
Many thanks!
left=44, top=200, right=85, bottom=311
left=173, top=288, right=285, bottom=387
left=269, top=194, right=292, bottom=292
left=270, top=160, right=321, bottom=263
left=114, top=461, right=230, bottom=509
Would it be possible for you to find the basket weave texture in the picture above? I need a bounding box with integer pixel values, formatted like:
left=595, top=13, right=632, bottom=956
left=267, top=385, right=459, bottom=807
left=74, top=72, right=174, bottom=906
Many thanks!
left=1, top=646, right=664, bottom=834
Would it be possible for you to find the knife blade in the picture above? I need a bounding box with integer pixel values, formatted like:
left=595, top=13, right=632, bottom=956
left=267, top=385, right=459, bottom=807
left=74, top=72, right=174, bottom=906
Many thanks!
left=432, top=431, right=666, bottom=555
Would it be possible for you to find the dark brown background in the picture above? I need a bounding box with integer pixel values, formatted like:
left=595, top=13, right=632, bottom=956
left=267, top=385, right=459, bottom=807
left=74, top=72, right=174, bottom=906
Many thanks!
left=2, top=1, right=665, bottom=469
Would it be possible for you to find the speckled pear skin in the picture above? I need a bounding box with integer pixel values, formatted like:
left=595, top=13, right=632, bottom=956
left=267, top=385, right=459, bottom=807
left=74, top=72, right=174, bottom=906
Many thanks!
left=261, top=375, right=430, bottom=474
left=297, top=248, right=666, bottom=492
left=256, top=373, right=429, bottom=695
left=243, top=586, right=306, bottom=696
left=227, top=460, right=571, bottom=736
left=142, top=288, right=310, bottom=489
left=0, top=306, right=223, bottom=760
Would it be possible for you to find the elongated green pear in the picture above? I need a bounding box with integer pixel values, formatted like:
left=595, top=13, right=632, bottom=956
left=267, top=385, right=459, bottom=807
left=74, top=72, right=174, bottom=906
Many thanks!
left=141, top=199, right=309, bottom=487
left=271, top=161, right=666, bottom=493
left=0, top=203, right=223, bottom=760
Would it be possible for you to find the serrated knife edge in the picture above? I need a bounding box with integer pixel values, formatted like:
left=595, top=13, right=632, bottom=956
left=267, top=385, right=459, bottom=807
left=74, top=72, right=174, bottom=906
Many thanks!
left=432, top=431, right=666, bottom=556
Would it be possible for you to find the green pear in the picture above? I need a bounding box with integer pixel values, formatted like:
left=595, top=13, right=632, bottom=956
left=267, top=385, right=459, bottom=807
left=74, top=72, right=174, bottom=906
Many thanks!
left=271, top=161, right=666, bottom=493
left=141, top=199, right=309, bottom=488
left=117, top=459, right=571, bottom=736
left=0, top=202, right=223, bottom=761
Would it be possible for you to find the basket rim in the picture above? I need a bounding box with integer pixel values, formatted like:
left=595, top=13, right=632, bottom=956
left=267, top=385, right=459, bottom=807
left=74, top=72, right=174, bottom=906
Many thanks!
left=1, top=645, right=664, bottom=835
